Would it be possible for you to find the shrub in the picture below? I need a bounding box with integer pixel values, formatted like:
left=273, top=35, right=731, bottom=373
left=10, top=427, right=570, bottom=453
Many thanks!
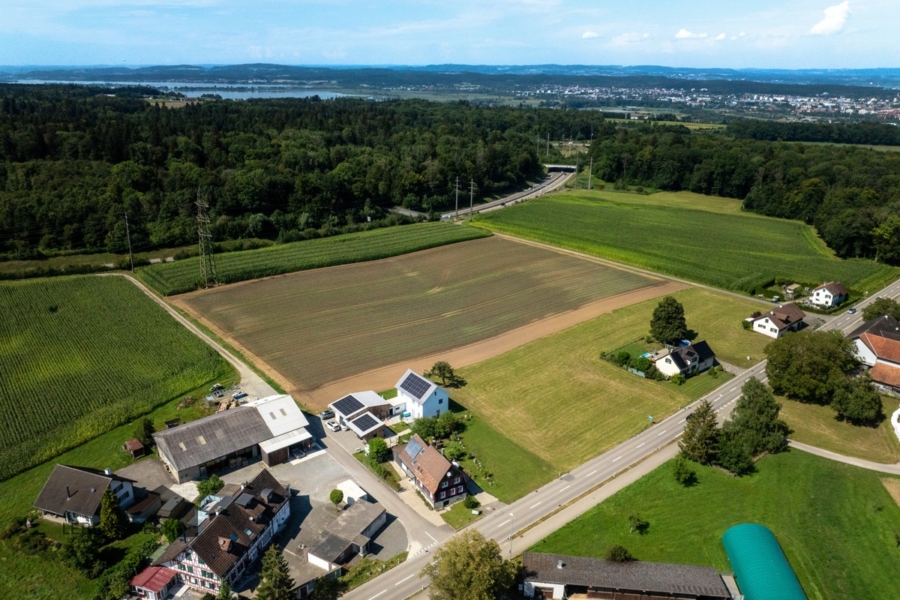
left=463, top=496, right=480, bottom=510
left=606, top=544, right=636, bottom=562
left=612, top=351, right=631, bottom=367
left=671, top=373, right=685, bottom=386
left=367, top=437, right=389, bottom=462
left=330, top=489, right=344, bottom=507
left=672, top=455, right=697, bottom=486
left=196, top=474, right=224, bottom=500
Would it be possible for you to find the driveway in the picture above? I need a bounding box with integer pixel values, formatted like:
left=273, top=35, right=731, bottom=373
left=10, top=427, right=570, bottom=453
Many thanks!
left=116, top=457, right=199, bottom=501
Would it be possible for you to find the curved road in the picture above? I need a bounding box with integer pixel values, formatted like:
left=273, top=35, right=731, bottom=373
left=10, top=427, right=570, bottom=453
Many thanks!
left=345, top=276, right=900, bottom=600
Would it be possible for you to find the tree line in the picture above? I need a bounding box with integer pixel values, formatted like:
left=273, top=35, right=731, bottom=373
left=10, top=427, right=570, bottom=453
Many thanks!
left=727, top=118, right=900, bottom=147
left=0, top=85, right=608, bottom=257
left=588, top=123, right=900, bottom=263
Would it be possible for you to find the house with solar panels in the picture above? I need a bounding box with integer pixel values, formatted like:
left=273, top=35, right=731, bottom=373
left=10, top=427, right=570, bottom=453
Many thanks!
left=395, top=369, right=449, bottom=420
left=394, top=434, right=467, bottom=509
left=328, top=391, right=392, bottom=442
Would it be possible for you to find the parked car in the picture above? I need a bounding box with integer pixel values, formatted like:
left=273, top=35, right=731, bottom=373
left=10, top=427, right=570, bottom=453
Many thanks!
left=340, top=421, right=349, bottom=431
left=319, top=409, right=335, bottom=420
left=847, top=307, right=857, bottom=314
left=232, top=391, right=248, bottom=400
left=326, top=421, right=341, bottom=432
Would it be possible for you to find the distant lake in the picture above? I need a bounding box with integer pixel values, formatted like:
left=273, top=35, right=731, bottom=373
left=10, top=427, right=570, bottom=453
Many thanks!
left=15, top=80, right=354, bottom=100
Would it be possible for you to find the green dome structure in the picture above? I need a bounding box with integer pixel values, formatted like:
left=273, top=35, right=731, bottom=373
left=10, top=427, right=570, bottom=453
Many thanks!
left=722, top=523, right=807, bottom=600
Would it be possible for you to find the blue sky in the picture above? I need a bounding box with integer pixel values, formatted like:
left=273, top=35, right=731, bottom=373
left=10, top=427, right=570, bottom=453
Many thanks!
left=0, top=0, right=895, bottom=68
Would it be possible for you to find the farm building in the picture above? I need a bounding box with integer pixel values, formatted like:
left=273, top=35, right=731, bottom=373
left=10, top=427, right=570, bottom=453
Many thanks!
left=650, top=341, right=717, bottom=378
left=328, top=391, right=391, bottom=441
left=125, top=488, right=163, bottom=524
left=33, top=465, right=135, bottom=527
left=304, top=499, right=387, bottom=572
left=395, top=369, right=448, bottom=420
left=722, top=524, right=807, bottom=600
left=848, top=315, right=900, bottom=393
left=750, top=304, right=807, bottom=339
left=522, top=552, right=731, bottom=600
left=154, top=394, right=312, bottom=483
left=394, top=434, right=466, bottom=509
left=153, top=468, right=290, bottom=595
left=809, top=282, right=849, bottom=308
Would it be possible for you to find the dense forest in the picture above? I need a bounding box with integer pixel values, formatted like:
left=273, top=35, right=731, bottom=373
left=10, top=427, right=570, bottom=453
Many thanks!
left=727, top=119, right=900, bottom=146
left=0, top=85, right=606, bottom=256
left=590, top=124, right=900, bottom=263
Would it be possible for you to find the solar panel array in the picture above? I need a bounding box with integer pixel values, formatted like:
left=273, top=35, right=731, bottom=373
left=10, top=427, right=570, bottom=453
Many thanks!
left=406, top=436, right=423, bottom=459
left=353, top=413, right=380, bottom=432
left=332, top=394, right=364, bottom=416
left=400, top=372, right=432, bottom=399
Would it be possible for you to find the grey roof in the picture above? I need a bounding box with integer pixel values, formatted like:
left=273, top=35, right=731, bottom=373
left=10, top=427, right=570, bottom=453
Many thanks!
left=669, top=340, right=716, bottom=370
left=153, top=406, right=272, bottom=472
left=523, top=552, right=730, bottom=599
left=309, top=532, right=352, bottom=564
left=848, top=314, right=900, bottom=341
left=33, top=465, right=119, bottom=518
left=757, top=304, right=807, bottom=331
left=816, top=281, right=849, bottom=296
left=326, top=500, right=384, bottom=544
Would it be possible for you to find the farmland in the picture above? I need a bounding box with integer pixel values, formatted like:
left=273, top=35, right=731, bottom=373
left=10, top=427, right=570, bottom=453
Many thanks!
left=0, top=276, right=232, bottom=481
left=475, top=189, right=898, bottom=294
left=531, top=451, right=900, bottom=600
left=137, top=222, right=491, bottom=296
left=450, top=287, right=771, bottom=483
left=178, top=236, right=658, bottom=393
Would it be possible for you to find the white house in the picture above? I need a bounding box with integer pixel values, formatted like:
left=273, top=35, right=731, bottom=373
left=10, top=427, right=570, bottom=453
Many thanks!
left=751, top=304, right=807, bottom=339
left=33, top=465, right=135, bottom=527
left=810, top=282, right=849, bottom=308
left=395, top=369, right=448, bottom=420
left=650, top=341, right=716, bottom=378
left=848, top=315, right=900, bottom=392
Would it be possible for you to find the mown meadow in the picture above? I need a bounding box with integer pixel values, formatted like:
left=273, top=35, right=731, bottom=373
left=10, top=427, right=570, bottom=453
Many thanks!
left=475, top=190, right=898, bottom=294
left=137, top=222, right=491, bottom=295
left=0, top=276, right=232, bottom=480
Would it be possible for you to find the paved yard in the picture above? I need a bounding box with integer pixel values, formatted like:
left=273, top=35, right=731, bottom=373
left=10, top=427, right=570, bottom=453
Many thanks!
left=116, top=457, right=199, bottom=501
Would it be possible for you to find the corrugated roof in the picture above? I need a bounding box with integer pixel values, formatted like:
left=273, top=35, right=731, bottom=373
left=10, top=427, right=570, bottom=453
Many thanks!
left=131, top=566, right=177, bottom=593
left=722, top=524, right=807, bottom=600
left=153, top=407, right=271, bottom=472
left=248, top=395, right=310, bottom=436
left=523, top=552, right=730, bottom=599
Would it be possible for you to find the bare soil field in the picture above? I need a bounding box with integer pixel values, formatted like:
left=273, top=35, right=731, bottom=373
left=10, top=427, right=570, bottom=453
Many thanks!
left=176, top=237, right=664, bottom=406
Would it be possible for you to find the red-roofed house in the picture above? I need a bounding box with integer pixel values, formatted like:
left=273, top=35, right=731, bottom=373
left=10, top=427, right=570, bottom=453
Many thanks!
left=393, top=434, right=466, bottom=509
left=849, top=316, right=900, bottom=392
left=131, top=566, right=178, bottom=600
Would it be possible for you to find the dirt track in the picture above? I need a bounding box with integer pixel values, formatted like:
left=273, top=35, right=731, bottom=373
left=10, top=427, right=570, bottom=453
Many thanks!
left=292, top=280, right=686, bottom=410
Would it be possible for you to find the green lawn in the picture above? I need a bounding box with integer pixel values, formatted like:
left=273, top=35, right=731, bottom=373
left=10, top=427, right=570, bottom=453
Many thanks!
left=441, top=500, right=484, bottom=530
left=475, top=189, right=898, bottom=294
left=451, top=287, right=769, bottom=485
left=780, top=396, right=900, bottom=464
left=530, top=450, right=900, bottom=600
left=0, top=378, right=230, bottom=600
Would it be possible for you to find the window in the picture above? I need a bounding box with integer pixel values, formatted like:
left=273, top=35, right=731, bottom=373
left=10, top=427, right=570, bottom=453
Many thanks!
left=453, top=477, right=460, bottom=484
left=441, top=480, right=448, bottom=488
left=123, top=490, right=130, bottom=499
left=187, top=566, right=194, bottom=574
left=440, top=491, right=446, bottom=499
left=438, top=398, right=443, bottom=404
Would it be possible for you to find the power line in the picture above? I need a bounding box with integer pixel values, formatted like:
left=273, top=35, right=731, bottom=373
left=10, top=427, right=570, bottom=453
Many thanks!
left=123, top=211, right=134, bottom=272
left=196, top=191, right=218, bottom=289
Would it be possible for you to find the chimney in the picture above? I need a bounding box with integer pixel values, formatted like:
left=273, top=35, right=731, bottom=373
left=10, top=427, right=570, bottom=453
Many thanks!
left=557, top=560, right=565, bottom=569
left=104, top=468, right=112, bottom=476
left=66, top=486, right=71, bottom=500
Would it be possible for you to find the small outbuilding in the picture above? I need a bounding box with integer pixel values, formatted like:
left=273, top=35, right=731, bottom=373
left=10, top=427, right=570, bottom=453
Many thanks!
left=722, top=523, right=807, bottom=600
left=124, top=438, right=146, bottom=459
left=130, top=566, right=178, bottom=600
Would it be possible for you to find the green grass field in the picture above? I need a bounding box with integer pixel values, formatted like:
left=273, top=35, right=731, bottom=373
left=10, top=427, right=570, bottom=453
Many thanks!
left=780, top=397, right=900, bottom=464
left=137, top=222, right=491, bottom=295
left=475, top=190, right=898, bottom=294
left=530, top=450, right=900, bottom=600
left=181, top=236, right=656, bottom=391
left=450, top=287, right=768, bottom=493
left=0, top=276, right=232, bottom=480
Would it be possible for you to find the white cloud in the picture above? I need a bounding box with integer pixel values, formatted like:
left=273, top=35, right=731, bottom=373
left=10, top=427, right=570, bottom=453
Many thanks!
left=811, top=1, right=850, bottom=35
left=675, top=28, right=707, bottom=40
left=581, top=30, right=598, bottom=39
left=610, top=32, right=649, bottom=47
left=714, top=33, right=726, bottom=41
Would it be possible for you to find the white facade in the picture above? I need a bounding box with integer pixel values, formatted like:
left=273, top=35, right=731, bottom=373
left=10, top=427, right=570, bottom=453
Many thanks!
left=395, top=370, right=449, bottom=420
left=810, top=285, right=848, bottom=308
left=753, top=316, right=783, bottom=339
left=855, top=338, right=878, bottom=367
left=523, top=581, right=565, bottom=599
left=655, top=353, right=683, bottom=377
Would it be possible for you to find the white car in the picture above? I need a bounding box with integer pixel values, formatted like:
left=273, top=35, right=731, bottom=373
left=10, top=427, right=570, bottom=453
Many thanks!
left=326, top=421, right=341, bottom=432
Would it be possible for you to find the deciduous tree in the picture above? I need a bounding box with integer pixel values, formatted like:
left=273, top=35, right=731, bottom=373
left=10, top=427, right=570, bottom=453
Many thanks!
left=367, top=437, right=388, bottom=462
left=650, top=297, right=688, bottom=346
left=421, top=530, right=516, bottom=600
left=679, top=400, right=719, bottom=465
left=862, top=297, right=900, bottom=322
left=161, top=517, right=185, bottom=543
left=765, top=331, right=858, bottom=404
left=135, top=417, right=156, bottom=448
left=329, top=489, right=344, bottom=508
left=832, top=375, right=884, bottom=426
left=426, top=361, right=456, bottom=387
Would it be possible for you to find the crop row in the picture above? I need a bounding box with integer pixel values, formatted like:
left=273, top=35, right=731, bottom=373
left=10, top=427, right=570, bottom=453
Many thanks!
left=137, top=222, right=492, bottom=296
left=0, top=276, right=230, bottom=481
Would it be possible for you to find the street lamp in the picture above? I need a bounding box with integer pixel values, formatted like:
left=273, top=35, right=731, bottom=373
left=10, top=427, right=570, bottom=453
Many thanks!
left=508, top=512, right=514, bottom=559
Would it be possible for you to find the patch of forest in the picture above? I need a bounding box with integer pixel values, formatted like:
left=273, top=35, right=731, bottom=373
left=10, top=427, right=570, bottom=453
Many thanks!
left=727, top=118, right=900, bottom=146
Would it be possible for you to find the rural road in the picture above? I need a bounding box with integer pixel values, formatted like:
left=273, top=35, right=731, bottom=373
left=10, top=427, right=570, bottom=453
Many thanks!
left=343, top=275, right=900, bottom=600
left=440, top=171, right=573, bottom=220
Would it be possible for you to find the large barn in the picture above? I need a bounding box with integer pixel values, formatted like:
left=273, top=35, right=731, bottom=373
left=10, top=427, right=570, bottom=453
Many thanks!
left=154, top=395, right=313, bottom=483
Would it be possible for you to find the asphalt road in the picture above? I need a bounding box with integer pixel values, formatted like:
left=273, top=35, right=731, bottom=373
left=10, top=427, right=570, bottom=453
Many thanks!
left=440, top=171, right=572, bottom=220
left=345, top=279, right=900, bottom=600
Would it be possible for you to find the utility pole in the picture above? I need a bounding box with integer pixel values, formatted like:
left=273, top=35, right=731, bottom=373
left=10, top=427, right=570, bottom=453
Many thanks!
left=123, top=211, right=134, bottom=272
left=455, top=176, right=460, bottom=220
left=588, top=156, right=594, bottom=190
left=469, top=179, right=475, bottom=219
left=546, top=132, right=550, bottom=156
left=196, top=191, right=218, bottom=289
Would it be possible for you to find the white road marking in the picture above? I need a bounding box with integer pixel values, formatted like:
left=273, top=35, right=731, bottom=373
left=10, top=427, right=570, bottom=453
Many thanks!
left=499, top=519, right=511, bottom=526
left=657, top=430, right=667, bottom=436
left=369, top=591, right=386, bottom=600
left=530, top=501, right=542, bottom=509
left=560, top=485, right=571, bottom=492
left=395, top=574, right=415, bottom=586
left=426, top=532, right=439, bottom=543
left=637, top=442, right=645, bottom=448
left=612, top=456, right=622, bottom=462
left=588, top=470, right=597, bottom=476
